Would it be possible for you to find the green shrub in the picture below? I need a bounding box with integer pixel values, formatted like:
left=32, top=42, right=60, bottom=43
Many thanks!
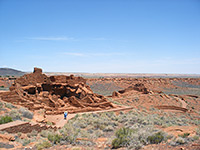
left=48, top=133, right=62, bottom=144
left=147, top=132, right=164, bottom=144
left=36, top=140, right=52, bottom=150
left=112, top=127, right=134, bottom=148
left=0, top=116, right=13, bottom=124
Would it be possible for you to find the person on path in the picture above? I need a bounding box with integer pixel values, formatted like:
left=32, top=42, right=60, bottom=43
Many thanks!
left=64, top=111, right=68, bottom=120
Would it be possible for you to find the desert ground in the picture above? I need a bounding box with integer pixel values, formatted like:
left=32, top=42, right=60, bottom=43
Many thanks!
left=0, top=68, right=199, bottom=150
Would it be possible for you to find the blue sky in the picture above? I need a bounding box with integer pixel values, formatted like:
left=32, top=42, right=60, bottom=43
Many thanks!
left=0, top=0, right=200, bottom=73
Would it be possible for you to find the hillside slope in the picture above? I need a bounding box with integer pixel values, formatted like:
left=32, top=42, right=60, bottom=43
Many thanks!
left=0, top=68, right=25, bottom=76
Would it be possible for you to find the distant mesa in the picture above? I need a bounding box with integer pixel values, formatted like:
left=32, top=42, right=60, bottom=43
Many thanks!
left=0, top=68, right=25, bottom=76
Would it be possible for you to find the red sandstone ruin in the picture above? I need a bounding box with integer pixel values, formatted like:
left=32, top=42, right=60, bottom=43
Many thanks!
left=0, top=68, right=115, bottom=114
left=112, top=83, right=149, bottom=98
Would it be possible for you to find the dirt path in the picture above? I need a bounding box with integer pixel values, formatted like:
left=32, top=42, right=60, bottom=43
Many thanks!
left=46, top=114, right=76, bottom=128
left=46, top=106, right=133, bottom=128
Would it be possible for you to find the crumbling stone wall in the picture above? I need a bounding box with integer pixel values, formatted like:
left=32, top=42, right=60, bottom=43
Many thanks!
left=1, top=68, right=114, bottom=114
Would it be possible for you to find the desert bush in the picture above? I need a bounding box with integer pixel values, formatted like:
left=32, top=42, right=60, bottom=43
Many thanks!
left=0, top=142, right=14, bottom=149
left=79, top=120, right=88, bottom=128
left=36, top=140, right=52, bottom=150
left=78, top=129, right=91, bottom=138
left=16, top=138, right=32, bottom=146
left=4, top=102, right=16, bottom=109
left=196, top=126, right=200, bottom=135
left=19, top=107, right=33, bottom=119
left=175, top=137, right=186, bottom=145
left=76, top=140, right=95, bottom=146
left=93, top=129, right=103, bottom=138
left=60, top=123, right=79, bottom=144
left=192, top=135, right=199, bottom=140
left=27, top=130, right=38, bottom=138
left=47, top=133, right=62, bottom=144
left=8, top=110, right=22, bottom=120
left=22, top=139, right=31, bottom=146
left=40, top=129, right=54, bottom=138
left=147, top=132, right=164, bottom=144
left=103, top=125, right=114, bottom=132
left=0, top=116, right=13, bottom=124
left=0, top=101, right=3, bottom=109
left=112, top=127, right=134, bottom=148
left=169, top=136, right=188, bottom=146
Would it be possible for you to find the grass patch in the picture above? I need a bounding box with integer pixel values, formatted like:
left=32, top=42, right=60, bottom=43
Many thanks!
left=0, top=116, right=13, bottom=124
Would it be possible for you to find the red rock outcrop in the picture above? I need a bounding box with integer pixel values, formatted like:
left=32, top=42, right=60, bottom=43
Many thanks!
left=133, top=83, right=149, bottom=94
left=0, top=67, right=115, bottom=114
left=113, top=83, right=149, bottom=97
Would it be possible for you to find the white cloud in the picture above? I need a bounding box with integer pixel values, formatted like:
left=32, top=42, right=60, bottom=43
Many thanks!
left=27, top=37, right=74, bottom=41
